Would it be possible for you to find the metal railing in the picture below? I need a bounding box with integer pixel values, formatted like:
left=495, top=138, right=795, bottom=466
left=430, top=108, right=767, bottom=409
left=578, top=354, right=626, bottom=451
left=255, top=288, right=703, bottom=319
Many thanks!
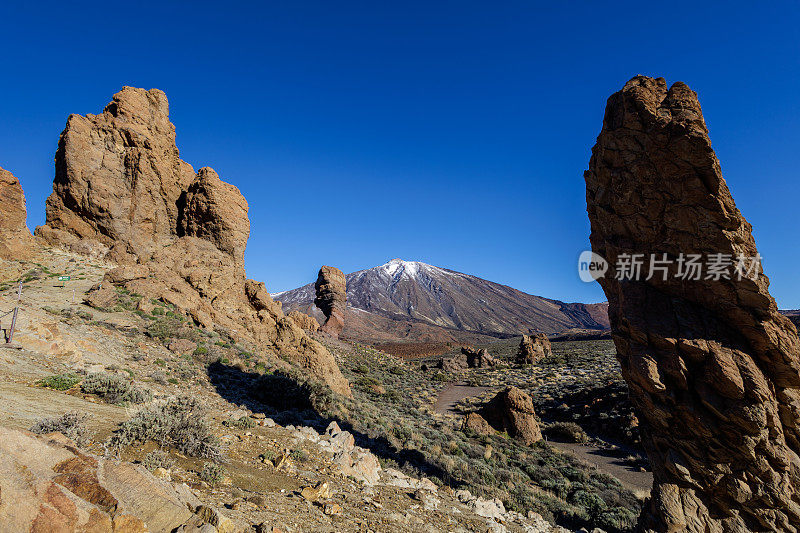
left=1, top=282, right=22, bottom=344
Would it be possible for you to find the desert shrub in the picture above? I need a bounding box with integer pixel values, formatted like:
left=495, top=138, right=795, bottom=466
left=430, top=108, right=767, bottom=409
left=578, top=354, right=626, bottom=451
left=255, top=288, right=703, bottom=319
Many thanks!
left=81, top=372, right=152, bottom=404
left=290, top=449, right=309, bottom=462
left=146, top=317, right=183, bottom=340
left=142, top=449, right=174, bottom=471
left=223, top=415, right=256, bottom=429
left=149, top=370, right=168, bottom=384
left=199, top=462, right=226, bottom=484
left=597, top=506, right=638, bottom=531
left=546, top=422, right=589, bottom=443
left=151, top=307, right=164, bottom=316
left=37, top=373, right=81, bottom=391
left=112, top=395, right=221, bottom=459
left=30, top=412, right=91, bottom=446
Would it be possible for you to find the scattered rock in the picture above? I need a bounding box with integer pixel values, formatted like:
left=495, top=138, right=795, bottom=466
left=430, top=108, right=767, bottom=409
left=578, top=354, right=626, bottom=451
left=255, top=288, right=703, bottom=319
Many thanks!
left=314, top=265, right=347, bottom=337
left=300, top=481, right=332, bottom=502
left=436, top=347, right=496, bottom=372
left=462, top=412, right=494, bottom=437
left=585, top=75, right=800, bottom=531
left=168, top=338, right=197, bottom=355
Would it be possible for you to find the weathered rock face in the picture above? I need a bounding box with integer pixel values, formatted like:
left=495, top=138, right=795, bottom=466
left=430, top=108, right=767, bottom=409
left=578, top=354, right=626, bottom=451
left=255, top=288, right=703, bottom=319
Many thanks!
left=314, top=266, right=347, bottom=337
left=37, top=87, right=196, bottom=262
left=516, top=333, right=551, bottom=365
left=288, top=310, right=319, bottom=332
left=481, top=387, right=541, bottom=445
left=0, top=166, right=35, bottom=259
left=37, top=87, right=350, bottom=397
left=0, top=427, right=195, bottom=532
left=585, top=76, right=800, bottom=532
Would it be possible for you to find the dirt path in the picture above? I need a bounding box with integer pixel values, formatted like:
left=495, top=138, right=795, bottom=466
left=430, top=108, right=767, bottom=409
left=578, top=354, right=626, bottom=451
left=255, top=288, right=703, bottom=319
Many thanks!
left=433, top=383, right=491, bottom=415
left=433, top=383, right=652, bottom=494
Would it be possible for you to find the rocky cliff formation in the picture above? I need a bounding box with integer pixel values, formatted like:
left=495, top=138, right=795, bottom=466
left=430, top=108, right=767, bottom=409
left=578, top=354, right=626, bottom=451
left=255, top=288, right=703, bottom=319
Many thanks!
left=585, top=76, right=800, bottom=531
left=516, top=333, right=551, bottom=365
left=0, top=166, right=35, bottom=259
left=36, top=87, right=350, bottom=397
left=314, top=266, right=347, bottom=337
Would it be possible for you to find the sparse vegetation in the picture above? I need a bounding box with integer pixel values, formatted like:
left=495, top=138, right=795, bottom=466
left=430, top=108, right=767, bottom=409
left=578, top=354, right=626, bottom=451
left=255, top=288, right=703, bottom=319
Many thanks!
left=81, top=372, right=152, bottom=404
left=142, top=449, right=174, bottom=471
left=112, top=395, right=222, bottom=459
left=37, top=373, right=82, bottom=391
left=199, top=462, right=225, bottom=485
left=30, top=412, right=91, bottom=446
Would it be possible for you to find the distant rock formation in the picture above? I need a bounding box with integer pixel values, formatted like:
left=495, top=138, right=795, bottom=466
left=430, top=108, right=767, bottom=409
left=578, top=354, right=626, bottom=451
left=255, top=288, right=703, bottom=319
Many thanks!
left=436, top=346, right=497, bottom=372
left=516, top=333, right=551, bottom=365
left=481, top=387, right=541, bottom=445
left=0, top=166, right=35, bottom=259
left=314, top=266, right=347, bottom=337
left=37, top=87, right=350, bottom=397
left=288, top=310, right=319, bottom=332
left=585, top=76, right=800, bottom=531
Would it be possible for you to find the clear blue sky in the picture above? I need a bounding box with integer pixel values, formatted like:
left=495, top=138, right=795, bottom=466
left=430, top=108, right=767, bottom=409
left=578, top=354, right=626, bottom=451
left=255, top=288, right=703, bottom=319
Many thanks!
left=2, top=2, right=798, bottom=308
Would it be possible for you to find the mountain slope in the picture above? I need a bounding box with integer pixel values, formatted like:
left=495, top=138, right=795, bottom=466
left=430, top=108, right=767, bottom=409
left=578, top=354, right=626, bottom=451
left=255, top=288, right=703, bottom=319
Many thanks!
left=274, top=259, right=609, bottom=343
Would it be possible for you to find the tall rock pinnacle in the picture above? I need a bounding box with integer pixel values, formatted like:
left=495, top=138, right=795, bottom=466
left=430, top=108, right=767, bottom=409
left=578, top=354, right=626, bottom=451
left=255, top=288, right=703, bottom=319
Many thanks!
left=585, top=76, right=800, bottom=531
left=314, top=266, right=347, bottom=338
left=0, top=166, right=35, bottom=259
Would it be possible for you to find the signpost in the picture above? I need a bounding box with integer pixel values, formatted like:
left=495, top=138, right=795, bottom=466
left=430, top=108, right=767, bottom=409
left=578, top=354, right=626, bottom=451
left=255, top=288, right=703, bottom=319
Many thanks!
left=58, top=276, right=71, bottom=281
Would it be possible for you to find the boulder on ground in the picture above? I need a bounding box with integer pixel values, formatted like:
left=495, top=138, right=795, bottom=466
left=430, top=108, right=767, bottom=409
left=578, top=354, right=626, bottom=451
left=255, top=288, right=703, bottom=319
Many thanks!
left=436, top=346, right=496, bottom=372
left=516, top=333, right=551, bottom=364
left=481, top=387, right=542, bottom=445
left=462, top=412, right=494, bottom=436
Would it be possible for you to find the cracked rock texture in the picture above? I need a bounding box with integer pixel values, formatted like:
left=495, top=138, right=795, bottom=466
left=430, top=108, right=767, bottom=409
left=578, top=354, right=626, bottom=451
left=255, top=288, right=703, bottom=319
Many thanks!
left=35, top=87, right=350, bottom=397
left=314, top=266, right=347, bottom=338
left=585, top=75, right=800, bottom=532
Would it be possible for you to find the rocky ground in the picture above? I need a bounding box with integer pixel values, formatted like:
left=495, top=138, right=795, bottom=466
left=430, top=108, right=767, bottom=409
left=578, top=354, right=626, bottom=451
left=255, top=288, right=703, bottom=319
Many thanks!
left=1, top=248, right=630, bottom=532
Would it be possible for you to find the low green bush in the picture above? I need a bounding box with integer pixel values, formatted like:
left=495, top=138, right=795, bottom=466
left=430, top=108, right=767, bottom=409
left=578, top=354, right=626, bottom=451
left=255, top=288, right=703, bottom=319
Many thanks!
left=37, top=373, right=81, bottom=391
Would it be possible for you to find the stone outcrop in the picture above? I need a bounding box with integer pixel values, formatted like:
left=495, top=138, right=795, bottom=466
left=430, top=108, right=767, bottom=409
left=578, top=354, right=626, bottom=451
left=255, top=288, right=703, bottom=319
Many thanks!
left=585, top=75, right=800, bottom=532
left=314, top=266, right=347, bottom=337
left=0, top=426, right=196, bottom=532
left=287, top=310, right=319, bottom=332
left=516, top=333, right=551, bottom=365
left=0, top=166, right=35, bottom=259
left=481, top=387, right=541, bottom=445
left=436, top=346, right=497, bottom=372
left=36, top=87, right=350, bottom=397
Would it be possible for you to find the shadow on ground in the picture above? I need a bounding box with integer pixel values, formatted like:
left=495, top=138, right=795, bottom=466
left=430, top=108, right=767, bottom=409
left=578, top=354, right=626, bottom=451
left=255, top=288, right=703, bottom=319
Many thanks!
left=207, top=361, right=449, bottom=482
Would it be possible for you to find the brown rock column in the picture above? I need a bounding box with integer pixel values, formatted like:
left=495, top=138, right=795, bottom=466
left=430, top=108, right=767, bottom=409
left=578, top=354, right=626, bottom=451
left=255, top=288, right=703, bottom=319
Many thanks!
left=314, top=266, right=347, bottom=338
left=0, top=166, right=35, bottom=259
left=585, top=76, right=800, bottom=531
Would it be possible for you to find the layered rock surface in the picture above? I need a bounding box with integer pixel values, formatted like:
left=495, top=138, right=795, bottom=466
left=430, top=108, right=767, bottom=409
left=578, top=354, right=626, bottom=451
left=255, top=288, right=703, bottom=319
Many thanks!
left=0, top=427, right=196, bottom=532
left=585, top=75, right=800, bottom=531
left=36, top=87, right=350, bottom=397
left=0, top=166, right=35, bottom=259
left=314, top=265, right=346, bottom=337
